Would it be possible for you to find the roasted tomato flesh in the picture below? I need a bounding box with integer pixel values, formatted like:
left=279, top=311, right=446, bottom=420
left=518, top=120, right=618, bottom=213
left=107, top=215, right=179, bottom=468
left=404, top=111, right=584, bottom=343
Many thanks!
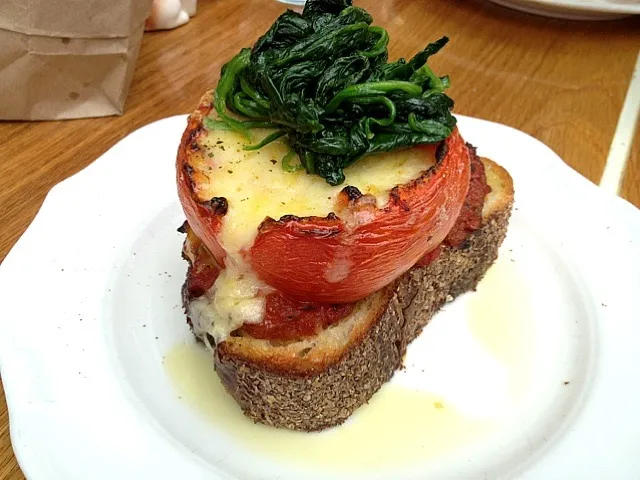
left=241, top=293, right=355, bottom=341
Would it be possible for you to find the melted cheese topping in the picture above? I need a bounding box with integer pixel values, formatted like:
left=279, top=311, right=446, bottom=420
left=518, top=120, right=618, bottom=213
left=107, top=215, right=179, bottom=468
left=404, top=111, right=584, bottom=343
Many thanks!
left=198, top=129, right=434, bottom=254
left=189, top=128, right=434, bottom=343
left=189, top=267, right=267, bottom=346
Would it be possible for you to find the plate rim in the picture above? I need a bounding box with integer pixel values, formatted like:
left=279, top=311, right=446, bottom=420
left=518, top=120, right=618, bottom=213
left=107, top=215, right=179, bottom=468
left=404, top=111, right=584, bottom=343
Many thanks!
left=1, top=114, right=639, bottom=480
left=485, top=0, right=640, bottom=16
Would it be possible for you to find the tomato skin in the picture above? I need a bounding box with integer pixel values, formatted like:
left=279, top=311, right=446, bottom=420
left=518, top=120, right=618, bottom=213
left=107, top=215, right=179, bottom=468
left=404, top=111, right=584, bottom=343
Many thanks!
left=177, top=99, right=228, bottom=265
left=249, top=129, right=471, bottom=303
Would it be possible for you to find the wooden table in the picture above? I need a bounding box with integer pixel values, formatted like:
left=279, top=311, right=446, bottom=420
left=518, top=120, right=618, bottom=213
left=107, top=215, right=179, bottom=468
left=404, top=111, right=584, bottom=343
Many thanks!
left=1, top=1, right=638, bottom=477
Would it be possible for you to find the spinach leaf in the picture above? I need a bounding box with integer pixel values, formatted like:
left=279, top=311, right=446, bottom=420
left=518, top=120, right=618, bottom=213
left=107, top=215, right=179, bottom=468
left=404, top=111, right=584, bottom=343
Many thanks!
left=212, top=0, right=455, bottom=185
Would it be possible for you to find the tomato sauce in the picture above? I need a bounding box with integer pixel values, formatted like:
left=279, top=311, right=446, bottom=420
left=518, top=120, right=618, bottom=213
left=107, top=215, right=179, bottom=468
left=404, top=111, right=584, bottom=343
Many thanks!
left=443, top=145, right=491, bottom=247
left=242, top=293, right=355, bottom=340
left=416, top=145, right=490, bottom=266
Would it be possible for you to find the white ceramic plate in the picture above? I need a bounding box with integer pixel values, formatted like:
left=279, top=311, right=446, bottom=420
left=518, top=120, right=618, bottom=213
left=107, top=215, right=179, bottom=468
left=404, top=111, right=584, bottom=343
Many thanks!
left=1, top=115, right=639, bottom=480
left=485, top=0, right=640, bottom=20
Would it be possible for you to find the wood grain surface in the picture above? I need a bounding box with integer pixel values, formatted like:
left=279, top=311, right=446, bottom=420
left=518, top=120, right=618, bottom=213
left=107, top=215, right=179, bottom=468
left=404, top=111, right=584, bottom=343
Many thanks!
left=0, top=382, right=20, bottom=479
left=0, top=0, right=638, bottom=478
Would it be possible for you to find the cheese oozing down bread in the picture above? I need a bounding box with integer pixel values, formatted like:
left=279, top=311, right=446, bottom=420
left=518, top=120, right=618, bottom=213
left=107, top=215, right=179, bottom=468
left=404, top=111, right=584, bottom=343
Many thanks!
left=182, top=157, right=514, bottom=432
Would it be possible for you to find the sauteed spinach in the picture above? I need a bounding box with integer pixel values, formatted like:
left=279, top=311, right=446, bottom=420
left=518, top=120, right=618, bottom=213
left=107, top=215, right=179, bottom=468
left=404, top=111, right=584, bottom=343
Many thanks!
left=210, top=0, right=455, bottom=185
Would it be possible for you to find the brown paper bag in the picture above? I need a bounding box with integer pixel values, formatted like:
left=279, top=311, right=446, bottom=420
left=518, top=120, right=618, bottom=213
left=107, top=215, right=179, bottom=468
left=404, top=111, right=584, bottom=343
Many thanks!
left=0, top=0, right=153, bottom=120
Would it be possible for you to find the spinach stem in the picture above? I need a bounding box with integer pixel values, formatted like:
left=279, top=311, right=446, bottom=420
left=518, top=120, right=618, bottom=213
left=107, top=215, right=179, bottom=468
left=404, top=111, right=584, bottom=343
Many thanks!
left=361, top=27, right=389, bottom=58
left=282, top=150, right=304, bottom=172
left=324, top=81, right=421, bottom=113
left=240, top=76, right=271, bottom=110
left=243, top=130, right=286, bottom=151
left=214, top=48, right=252, bottom=138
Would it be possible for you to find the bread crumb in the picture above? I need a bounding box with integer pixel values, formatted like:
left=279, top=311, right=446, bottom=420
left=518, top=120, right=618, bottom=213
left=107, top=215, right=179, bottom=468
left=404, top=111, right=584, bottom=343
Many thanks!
left=434, top=402, right=444, bottom=409
left=445, top=294, right=454, bottom=302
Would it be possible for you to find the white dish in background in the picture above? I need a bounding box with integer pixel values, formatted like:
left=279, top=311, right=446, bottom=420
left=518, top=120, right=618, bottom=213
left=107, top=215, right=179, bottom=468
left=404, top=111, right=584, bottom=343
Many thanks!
left=0, top=114, right=639, bottom=480
left=485, top=0, right=639, bottom=19
left=277, top=0, right=307, bottom=5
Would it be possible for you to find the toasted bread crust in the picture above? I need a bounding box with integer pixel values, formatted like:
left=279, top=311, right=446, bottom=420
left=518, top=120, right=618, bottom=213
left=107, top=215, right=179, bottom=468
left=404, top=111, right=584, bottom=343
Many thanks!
left=186, top=158, right=514, bottom=431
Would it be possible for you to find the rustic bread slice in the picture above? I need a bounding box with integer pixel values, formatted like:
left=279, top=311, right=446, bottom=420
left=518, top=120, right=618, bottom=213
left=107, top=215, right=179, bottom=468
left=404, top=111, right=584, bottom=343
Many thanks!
left=192, top=158, right=513, bottom=432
